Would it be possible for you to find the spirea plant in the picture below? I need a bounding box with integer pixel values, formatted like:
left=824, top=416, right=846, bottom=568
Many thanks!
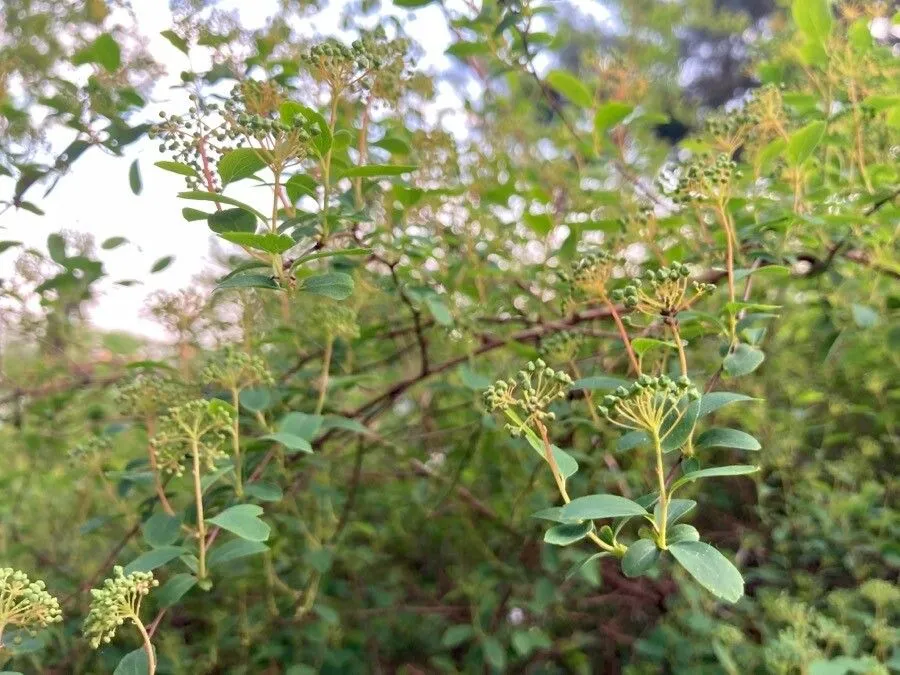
left=0, top=0, right=897, bottom=672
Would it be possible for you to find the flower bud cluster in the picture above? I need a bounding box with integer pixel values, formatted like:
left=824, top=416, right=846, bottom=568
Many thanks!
left=704, top=107, right=761, bottom=149
left=539, top=331, right=583, bottom=364
left=201, top=347, right=273, bottom=391
left=0, top=568, right=62, bottom=642
left=83, top=566, right=158, bottom=649
left=151, top=399, right=234, bottom=477
left=671, top=154, right=740, bottom=205
left=68, top=434, right=112, bottom=464
left=598, top=374, right=699, bottom=436
left=611, top=262, right=714, bottom=316
left=484, top=359, right=573, bottom=435
left=562, top=250, right=616, bottom=299
left=115, top=374, right=197, bottom=420
left=299, top=33, right=407, bottom=92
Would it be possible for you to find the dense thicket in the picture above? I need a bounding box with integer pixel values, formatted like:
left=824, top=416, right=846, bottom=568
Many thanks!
left=0, top=1, right=897, bottom=673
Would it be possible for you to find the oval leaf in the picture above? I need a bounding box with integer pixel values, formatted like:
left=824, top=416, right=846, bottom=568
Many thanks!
left=669, top=540, right=744, bottom=603
left=546, top=70, right=593, bottom=108
left=560, top=494, right=649, bottom=521
left=207, top=504, right=271, bottom=542
left=695, top=428, right=761, bottom=451
left=621, top=539, right=659, bottom=578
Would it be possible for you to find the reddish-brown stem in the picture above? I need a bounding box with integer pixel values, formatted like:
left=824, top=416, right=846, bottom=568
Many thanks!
left=604, top=298, right=640, bottom=375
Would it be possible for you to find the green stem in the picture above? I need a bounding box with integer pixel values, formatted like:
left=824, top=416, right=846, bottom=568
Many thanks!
left=314, top=334, right=333, bottom=416
left=320, top=94, right=340, bottom=239
left=191, top=438, right=208, bottom=580
left=231, top=387, right=243, bottom=497
left=133, top=616, right=156, bottom=675
left=653, top=432, right=668, bottom=549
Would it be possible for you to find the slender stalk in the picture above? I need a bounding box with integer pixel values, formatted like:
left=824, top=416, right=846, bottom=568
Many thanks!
left=603, top=297, right=640, bottom=375
left=320, top=93, right=340, bottom=239
left=315, top=334, right=333, bottom=416
left=147, top=432, right=175, bottom=516
left=668, top=320, right=688, bottom=377
left=230, top=387, right=243, bottom=497
left=715, top=201, right=738, bottom=344
left=652, top=432, right=668, bottom=548
left=537, top=423, right=616, bottom=554
left=133, top=616, right=157, bottom=675
left=191, top=438, right=208, bottom=580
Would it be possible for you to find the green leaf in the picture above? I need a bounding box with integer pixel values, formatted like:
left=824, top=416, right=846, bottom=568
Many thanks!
left=285, top=174, right=317, bottom=203
left=338, top=164, right=416, bottom=179
left=298, top=272, right=354, bottom=299
left=565, top=552, right=610, bottom=581
left=219, top=232, right=295, bottom=254
left=129, top=160, right=142, bottom=195
left=446, top=41, right=491, bottom=59
left=78, top=33, right=122, bottom=72
left=207, top=504, right=271, bottom=542
left=207, top=539, right=268, bottom=569
left=546, top=70, right=593, bottom=108
left=621, top=539, right=659, bottom=577
left=0, top=241, right=22, bottom=255
left=698, top=392, right=758, bottom=417
left=791, top=0, right=833, bottom=47
left=631, top=337, right=679, bottom=356
left=571, top=375, right=630, bottom=391
left=656, top=499, right=696, bottom=528
left=216, top=274, right=279, bottom=291
left=262, top=431, right=313, bottom=454
left=425, top=296, right=453, bottom=325
left=183, top=207, right=208, bottom=221
left=459, top=366, right=490, bottom=390
left=160, top=29, right=189, bottom=54
left=695, top=428, right=761, bottom=451
left=616, top=430, right=649, bottom=452
left=851, top=304, right=879, bottom=328
left=321, top=415, right=370, bottom=435
left=179, top=190, right=267, bottom=222
left=523, top=212, right=553, bottom=236
left=142, top=513, right=182, bottom=547
left=441, top=624, right=475, bottom=648
left=47, top=233, right=66, bottom=263
left=114, top=648, right=152, bottom=675
left=155, top=160, right=199, bottom=178
left=668, top=523, right=700, bottom=544
left=786, top=121, right=826, bottom=166
left=393, top=0, right=435, bottom=6
left=671, top=465, right=760, bottom=493
left=218, top=148, right=266, bottom=184
left=101, top=236, right=127, bottom=250
left=150, top=256, right=174, bottom=273
left=239, top=388, right=274, bottom=412
left=372, top=137, right=410, bottom=154
left=669, top=541, right=744, bottom=603
left=723, top=343, right=765, bottom=377
left=559, top=494, right=650, bottom=521
left=245, top=481, right=283, bottom=502
left=482, top=636, right=506, bottom=671
left=123, top=546, right=187, bottom=574
left=594, top=102, right=633, bottom=133
left=544, top=521, right=593, bottom=546
left=208, top=208, right=257, bottom=234
left=279, top=412, right=323, bottom=440
left=661, top=399, right=700, bottom=452
left=156, top=574, right=197, bottom=607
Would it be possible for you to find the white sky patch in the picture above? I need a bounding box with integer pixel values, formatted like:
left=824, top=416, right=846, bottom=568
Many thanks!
left=0, top=0, right=608, bottom=339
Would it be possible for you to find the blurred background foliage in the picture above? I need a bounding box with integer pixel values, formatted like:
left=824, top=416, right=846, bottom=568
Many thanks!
left=0, top=0, right=898, bottom=673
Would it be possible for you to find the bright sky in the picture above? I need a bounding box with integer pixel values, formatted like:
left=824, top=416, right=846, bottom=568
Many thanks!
left=0, top=0, right=609, bottom=341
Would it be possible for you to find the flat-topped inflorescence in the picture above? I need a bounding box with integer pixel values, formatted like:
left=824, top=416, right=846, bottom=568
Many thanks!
left=671, top=153, right=740, bottom=205
left=484, top=359, right=573, bottom=435
left=151, top=399, right=234, bottom=477
left=201, top=347, right=273, bottom=391
left=611, top=262, right=716, bottom=317
left=67, top=434, right=113, bottom=465
left=0, top=568, right=62, bottom=646
left=115, top=374, right=197, bottom=420
left=83, top=566, right=158, bottom=649
left=598, top=374, right=700, bottom=438
left=539, top=331, right=583, bottom=364
left=565, top=250, right=617, bottom=299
